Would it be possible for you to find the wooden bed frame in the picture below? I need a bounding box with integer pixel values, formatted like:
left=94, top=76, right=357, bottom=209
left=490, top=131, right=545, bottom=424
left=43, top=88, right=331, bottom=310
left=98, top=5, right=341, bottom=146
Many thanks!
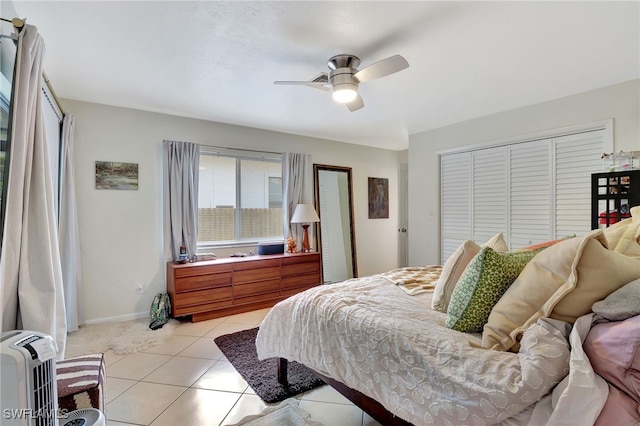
left=278, top=357, right=412, bottom=426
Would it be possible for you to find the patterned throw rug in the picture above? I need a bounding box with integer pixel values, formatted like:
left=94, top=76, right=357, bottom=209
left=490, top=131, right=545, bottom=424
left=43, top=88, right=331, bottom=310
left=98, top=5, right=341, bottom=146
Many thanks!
left=214, top=327, right=324, bottom=403
left=65, top=319, right=173, bottom=358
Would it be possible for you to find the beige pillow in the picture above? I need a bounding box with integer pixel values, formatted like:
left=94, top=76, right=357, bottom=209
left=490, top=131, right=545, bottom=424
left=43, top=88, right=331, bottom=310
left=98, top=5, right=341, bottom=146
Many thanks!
left=482, top=229, right=640, bottom=351
left=603, top=205, right=640, bottom=251
left=431, top=233, right=507, bottom=312
left=611, top=206, right=640, bottom=258
left=483, top=232, right=509, bottom=253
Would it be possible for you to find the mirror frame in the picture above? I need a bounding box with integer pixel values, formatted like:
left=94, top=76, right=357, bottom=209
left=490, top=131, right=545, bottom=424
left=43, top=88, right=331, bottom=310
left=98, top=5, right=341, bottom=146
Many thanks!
left=313, top=164, right=358, bottom=280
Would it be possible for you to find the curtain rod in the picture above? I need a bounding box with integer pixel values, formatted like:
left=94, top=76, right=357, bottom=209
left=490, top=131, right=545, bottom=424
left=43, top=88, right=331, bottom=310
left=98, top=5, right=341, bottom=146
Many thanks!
left=0, top=17, right=24, bottom=39
left=218, top=146, right=280, bottom=156
left=200, top=144, right=281, bottom=157
left=42, top=71, right=65, bottom=116
left=0, top=17, right=25, bottom=29
left=1, top=17, right=65, bottom=117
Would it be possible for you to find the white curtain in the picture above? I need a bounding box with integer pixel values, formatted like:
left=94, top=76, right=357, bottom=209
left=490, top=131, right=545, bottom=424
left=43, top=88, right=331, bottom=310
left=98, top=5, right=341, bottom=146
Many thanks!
left=282, top=153, right=314, bottom=249
left=0, top=24, right=67, bottom=358
left=163, top=140, right=200, bottom=261
left=59, top=113, right=82, bottom=332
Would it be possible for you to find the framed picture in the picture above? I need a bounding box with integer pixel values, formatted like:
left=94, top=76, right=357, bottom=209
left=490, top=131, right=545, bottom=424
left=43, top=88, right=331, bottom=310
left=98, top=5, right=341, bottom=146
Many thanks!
left=95, top=161, right=138, bottom=190
left=368, top=177, right=389, bottom=219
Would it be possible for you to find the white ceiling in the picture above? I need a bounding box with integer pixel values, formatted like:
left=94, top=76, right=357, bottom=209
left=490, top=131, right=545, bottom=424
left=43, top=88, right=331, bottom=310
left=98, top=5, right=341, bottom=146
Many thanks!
left=7, top=1, right=640, bottom=151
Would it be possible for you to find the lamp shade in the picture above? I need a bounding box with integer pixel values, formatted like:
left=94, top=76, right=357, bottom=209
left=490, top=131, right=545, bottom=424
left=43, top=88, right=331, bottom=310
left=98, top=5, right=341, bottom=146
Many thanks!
left=291, top=204, right=320, bottom=224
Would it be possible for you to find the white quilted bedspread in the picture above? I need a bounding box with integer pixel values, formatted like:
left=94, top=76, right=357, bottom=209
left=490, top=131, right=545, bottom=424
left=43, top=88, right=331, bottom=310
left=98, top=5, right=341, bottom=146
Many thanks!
left=256, top=275, right=572, bottom=425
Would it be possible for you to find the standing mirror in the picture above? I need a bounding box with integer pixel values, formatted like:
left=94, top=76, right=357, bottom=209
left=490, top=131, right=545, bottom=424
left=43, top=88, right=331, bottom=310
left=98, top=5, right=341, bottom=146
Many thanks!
left=314, top=164, right=358, bottom=283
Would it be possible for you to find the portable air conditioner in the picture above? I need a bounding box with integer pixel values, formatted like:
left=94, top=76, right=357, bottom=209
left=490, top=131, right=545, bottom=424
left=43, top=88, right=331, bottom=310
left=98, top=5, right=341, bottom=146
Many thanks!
left=1, top=331, right=58, bottom=426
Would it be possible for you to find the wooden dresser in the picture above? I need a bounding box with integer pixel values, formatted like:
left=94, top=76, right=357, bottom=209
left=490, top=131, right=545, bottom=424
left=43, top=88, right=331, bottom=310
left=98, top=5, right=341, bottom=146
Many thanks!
left=166, top=252, right=321, bottom=322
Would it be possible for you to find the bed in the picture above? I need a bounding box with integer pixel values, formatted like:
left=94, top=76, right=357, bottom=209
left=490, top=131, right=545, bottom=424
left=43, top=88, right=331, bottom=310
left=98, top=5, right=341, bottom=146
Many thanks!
left=256, top=217, right=640, bottom=425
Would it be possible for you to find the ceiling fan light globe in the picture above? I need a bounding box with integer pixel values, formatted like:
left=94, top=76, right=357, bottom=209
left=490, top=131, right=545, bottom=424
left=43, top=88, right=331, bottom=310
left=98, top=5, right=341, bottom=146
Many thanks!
left=332, top=87, right=358, bottom=104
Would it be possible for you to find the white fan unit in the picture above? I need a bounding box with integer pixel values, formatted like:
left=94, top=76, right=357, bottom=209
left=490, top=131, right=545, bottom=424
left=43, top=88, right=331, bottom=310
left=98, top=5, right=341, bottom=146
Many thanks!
left=1, top=331, right=58, bottom=426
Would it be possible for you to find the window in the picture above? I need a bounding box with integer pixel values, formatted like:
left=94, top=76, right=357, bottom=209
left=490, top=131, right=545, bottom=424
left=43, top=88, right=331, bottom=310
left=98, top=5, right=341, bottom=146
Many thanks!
left=198, top=148, right=283, bottom=246
left=268, top=177, right=282, bottom=208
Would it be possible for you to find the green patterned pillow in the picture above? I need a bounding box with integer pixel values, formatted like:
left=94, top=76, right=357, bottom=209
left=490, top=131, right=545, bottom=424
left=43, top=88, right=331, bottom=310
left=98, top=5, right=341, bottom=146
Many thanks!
left=445, top=247, right=540, bottom=333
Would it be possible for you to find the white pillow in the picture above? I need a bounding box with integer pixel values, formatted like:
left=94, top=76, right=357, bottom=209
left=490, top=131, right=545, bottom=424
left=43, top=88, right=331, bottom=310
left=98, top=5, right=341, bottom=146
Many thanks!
left=431, top=233, right=508, bottom=312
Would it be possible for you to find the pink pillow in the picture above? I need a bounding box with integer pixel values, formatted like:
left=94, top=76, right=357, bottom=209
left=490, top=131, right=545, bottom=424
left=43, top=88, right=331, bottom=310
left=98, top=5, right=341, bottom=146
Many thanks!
left=584, top=315, right=640, bottom=421
left=594, top=386, right=640, bottom=425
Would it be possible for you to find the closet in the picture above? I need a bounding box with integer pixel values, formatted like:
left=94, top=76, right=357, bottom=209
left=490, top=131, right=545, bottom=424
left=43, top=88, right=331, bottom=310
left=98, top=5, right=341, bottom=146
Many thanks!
left=440, top=127, right=607, bottom=261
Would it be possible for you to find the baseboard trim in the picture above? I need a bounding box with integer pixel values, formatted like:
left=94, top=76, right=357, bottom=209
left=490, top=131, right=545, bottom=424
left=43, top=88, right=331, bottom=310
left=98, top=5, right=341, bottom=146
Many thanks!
left=82, top=311, right=149, bottom=326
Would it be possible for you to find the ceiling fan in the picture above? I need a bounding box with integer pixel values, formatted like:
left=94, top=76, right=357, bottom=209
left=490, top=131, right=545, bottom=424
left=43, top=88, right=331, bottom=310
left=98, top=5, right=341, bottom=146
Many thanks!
left=274, top=54, right=409, bottom=112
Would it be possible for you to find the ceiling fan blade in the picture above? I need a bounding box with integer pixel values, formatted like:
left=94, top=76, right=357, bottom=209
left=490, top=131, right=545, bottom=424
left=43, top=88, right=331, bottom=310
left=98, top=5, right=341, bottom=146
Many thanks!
left=353, top=54, right=409, bottom=83
left=274, top=80, right=330, bottom=92
left=346, top=94, right=364, bottom=112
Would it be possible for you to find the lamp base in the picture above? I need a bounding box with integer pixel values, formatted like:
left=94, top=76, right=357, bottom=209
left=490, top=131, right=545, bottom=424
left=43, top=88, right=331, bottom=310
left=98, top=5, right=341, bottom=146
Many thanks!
left=301, top=224, right=311, bottom=252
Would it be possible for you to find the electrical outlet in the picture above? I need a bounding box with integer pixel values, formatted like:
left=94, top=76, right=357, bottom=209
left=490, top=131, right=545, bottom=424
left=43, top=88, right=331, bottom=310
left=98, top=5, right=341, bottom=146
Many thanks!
left=135, top=282, right=144, bottom=294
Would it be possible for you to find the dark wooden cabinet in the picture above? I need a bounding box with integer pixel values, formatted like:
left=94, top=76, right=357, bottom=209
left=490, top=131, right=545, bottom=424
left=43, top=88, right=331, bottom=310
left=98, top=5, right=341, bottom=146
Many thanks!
left=591, top=170, right=640, bottom=229
left=167, top=252, right=321, bottom=322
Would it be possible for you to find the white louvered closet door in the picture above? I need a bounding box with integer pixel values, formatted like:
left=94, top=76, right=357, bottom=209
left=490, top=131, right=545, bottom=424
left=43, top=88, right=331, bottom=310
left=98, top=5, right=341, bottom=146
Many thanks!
left=441, top=152, right=471, bottom=261
left=440, top=128, right=606, bottom=262
left=555, top=130, right=604, bottom=237
left=472, top=147, right=508, bottom=244
left=509, top=139, right=552, bottom=249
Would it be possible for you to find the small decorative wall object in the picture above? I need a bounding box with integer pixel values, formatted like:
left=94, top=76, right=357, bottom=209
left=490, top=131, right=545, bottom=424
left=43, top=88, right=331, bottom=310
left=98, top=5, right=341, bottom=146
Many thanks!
left=95, top=161, right=138, bottom=190
left=368, top=177, right=389, bottom=219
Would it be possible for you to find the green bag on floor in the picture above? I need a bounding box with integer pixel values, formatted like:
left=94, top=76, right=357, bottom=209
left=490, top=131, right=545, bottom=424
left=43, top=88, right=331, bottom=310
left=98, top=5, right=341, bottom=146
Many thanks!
left=149, top=293, right=171, bottom=330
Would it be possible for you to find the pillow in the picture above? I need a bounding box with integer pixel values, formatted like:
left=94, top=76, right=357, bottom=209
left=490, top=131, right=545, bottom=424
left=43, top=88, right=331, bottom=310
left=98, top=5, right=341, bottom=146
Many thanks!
left=602, top=205, right=640, bottom=253
left=516, top=235, right=575, bottom=252
left=483, top=232, right=509, bottom=253
left=583, top=315, right=640, bottom=408
left=482, top=229, right=640, bottom=351
left=592, top=278, right=640, bottom=321
left=445, top=247, right=539, bottom=333
left=611, top=207, right=640, bottom=258
left=594, top=386, right=640, bottom=426
left=431, top=233, right=508, bottom=312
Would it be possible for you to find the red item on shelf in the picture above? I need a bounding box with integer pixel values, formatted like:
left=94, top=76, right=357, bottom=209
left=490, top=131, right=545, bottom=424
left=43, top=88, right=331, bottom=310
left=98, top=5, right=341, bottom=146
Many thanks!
left=599, top=211, right=631, bottom=225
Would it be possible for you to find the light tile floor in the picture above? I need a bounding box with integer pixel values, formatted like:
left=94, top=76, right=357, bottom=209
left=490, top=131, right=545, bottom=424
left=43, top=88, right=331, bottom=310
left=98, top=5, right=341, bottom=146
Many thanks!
left=86, top=308, right=383, bottom=426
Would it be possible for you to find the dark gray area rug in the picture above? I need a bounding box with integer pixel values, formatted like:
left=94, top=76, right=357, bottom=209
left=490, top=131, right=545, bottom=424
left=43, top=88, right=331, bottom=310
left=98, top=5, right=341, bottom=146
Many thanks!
left=214, top=327, right=324, bottom=403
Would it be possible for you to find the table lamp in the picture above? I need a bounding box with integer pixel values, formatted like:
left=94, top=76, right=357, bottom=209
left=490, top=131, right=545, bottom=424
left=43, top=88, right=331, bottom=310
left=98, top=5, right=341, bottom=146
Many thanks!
left=290, top=204, right=320, bottom=252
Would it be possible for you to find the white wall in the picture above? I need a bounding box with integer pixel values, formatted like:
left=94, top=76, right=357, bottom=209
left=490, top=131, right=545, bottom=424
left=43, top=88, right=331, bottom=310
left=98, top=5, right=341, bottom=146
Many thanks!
left=62, top=99, right=402, bottom=323
left=408, top=79, right=640, bottom=266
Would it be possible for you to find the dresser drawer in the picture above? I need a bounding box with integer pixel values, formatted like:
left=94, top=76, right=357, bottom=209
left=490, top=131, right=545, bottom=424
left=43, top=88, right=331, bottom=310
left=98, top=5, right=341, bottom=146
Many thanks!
left=234, top=258, right=281, bottom=271
left=234, top=290, right=280, bottom=306
left=234, top=278, right=280, bottom=298
left=174, top=286, right=232, bottom=307
left=234, top=266, right=281, bottom=284
left=281, top=273, right=321, bottom=290
left=174, top=264, right=232, bottom=279
left=174, top=298, right=233, bottom=317
left=281, top=261, right=320, bottom=277
left=175, top=272, right=232, bottom=292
